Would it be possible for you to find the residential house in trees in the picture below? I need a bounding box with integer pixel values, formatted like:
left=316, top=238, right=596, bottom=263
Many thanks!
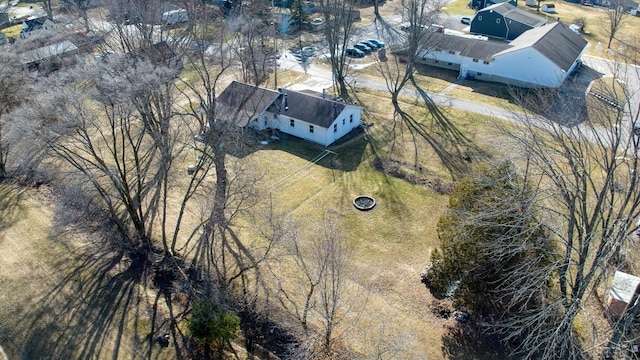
left=20, top=16, right=58, bottom=39
left=470, top=3, right=546, bottom=40
left=215, top=81, right=362, bottom=147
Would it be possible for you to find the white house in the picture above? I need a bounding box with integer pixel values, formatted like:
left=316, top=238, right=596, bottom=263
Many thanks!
left=416, top=22, right=588, bottom=88
left=215, top=81, right=363, bottom=147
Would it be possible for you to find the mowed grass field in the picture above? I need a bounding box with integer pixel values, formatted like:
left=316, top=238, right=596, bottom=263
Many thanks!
left=0, top=79, right=514, bottom=359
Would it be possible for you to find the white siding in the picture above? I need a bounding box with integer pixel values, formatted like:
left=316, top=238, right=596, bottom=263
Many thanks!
left=327, top=107, right=362, bottom=146
left=485, top=47, right=566, bottom=87
left=417, top=48, right=462, bottom=69
left=418, top=45, right=569, bottom=88
left=260, top=105, right=361, bottom=146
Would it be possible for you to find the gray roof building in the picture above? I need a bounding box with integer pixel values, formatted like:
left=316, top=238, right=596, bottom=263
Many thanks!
left=215, top=81, right=363, bottom=146
left=218, top=81, right=349, bottom=129
left=497, top=22, right=588, bottom=71
left=274, top=89, right=348, bottom=128
left=18, top=40, right=78, bottom=66
left=215, top=81, right=280, bottom=126
left=416, top=21, right=588, bottom=88
left=423, top=33, right=511, bottom=61
left=470, top=3, right=546, bottom=40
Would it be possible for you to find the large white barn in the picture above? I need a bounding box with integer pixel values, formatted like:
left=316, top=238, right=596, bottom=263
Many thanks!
left=416, top=22, right=588, bottom=88
left=215, top=81, right=363, bottom=147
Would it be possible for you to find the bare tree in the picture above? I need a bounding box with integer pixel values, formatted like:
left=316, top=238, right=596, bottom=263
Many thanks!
left=41, top=0, right=55, bottom=20
left=495, top=73, right=640, bottom=358
left=318, top=0, right=358, bottom=100
left=606, top=0, right=629, bottom=49
left=269, top=210, right=356, bottom=356
left=374, top=0, right=475, bottom=178
left=0, top=53, right=32, bottom=179
left=60, top=0, right=91, bottom=33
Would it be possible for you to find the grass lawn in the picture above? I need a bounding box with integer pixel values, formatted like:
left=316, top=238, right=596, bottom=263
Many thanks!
left=446, top=78, right=525, bottom=112
left=0, top=184, right=177, bottom=360
left=1, top=24, right=22, bottom=40
left=0, top=79, right=514, bottom=359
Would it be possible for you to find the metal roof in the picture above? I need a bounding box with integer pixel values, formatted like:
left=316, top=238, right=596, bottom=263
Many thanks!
left=480, top=3, right=547, bottom=27
left=422, top=33, right=510, bottom=61
left=501, top=22, right=588, bottom=71
left=18, top=40, right=78, bottom=65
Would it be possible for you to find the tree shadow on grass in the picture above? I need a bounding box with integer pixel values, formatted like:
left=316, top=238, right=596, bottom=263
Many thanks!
left=0, top=182, right=27, bottom=231
left=16, top=241, right=179, bottom=360
left=267, top=127, right=369, bottom=172
left=441, top=324, right=511, bottom=360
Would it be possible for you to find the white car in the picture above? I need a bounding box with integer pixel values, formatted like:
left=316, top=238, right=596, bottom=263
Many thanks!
left=461, top=17, right=471, bottom=25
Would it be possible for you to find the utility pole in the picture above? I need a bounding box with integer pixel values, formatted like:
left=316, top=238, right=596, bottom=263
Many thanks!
left=272, top=0, right=278, bottom=89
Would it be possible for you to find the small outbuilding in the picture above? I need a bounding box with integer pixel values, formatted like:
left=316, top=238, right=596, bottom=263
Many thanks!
left=608, top=271, right=640, bottom=319
left=541, top=3, right=556, bottom=12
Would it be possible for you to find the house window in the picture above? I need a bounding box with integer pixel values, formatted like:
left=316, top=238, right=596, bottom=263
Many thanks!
left=435, top=48, right=441, bottom=52
left=472, top=58, right=479, bottom=62
left=477, top=73, right=482, bottom=76
left=309, top=125, right=314, bottom=133
left=435, top=60, right=439, bottom=64
left=290, top=119, right=295, bottom=127
left=496, top=18, right=501, bottom=24
left=349, top=114, right=353, bottom=123
left=342, top=118, right=345, bottom=125
left=273, top=113, right=277, bottom=118
left=478, top=15, right=482, bottom=21
left=483, top=60, right=490, bottom=64
left=448, top=62, right=453, bottom=66
left=334, top=124, right=337, bottom=132
left=448, top=50, right=455, bottom=54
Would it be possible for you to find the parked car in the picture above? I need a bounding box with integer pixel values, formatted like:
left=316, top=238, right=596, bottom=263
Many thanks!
left=361, top=40, right=379, bottom=50
left=346, top=47, right=365, bottom=58
left=461, top=17, right=471, bottom=25
left=353, top=43, right=372, bottom=54
left=366, top=39, right=385, bottom=48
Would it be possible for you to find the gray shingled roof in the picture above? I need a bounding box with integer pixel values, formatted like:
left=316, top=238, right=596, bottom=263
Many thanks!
left=502, top=22, right=588, bottom=71
left=215, top=81, right=279, bottom=126
left=422, top=33, right=510, bottom=61
left=216, top=81, right=351, bottom=129
left=481, top=3, right=546, bottom=27
left=18, top=40, right=78, bottom=65
left=279, top=89, right=348, bottom=128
